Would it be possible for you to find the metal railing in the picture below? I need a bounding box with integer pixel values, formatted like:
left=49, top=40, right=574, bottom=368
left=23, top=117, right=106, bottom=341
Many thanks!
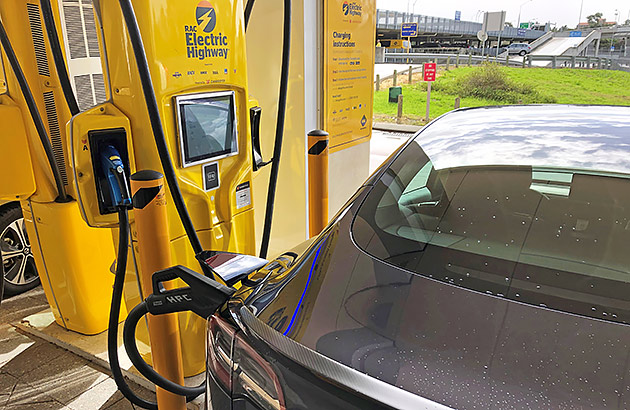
left=382, top=52, right=625, bottom=71
left=384, top=52, right=525, bottom=67
left=526, top=54, right=617, bottom=69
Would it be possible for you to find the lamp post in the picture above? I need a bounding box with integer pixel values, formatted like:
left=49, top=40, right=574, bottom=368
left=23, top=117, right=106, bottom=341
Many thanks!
left=517, top=0, right=532, bottom=28
left=614, top=9, right=619, bottom=26
left=407, top=0, right=419, bottom=15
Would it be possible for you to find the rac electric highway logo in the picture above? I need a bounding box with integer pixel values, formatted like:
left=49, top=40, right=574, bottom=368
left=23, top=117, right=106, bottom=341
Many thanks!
left=196, top=1, right=217, bottom=33
left=342, top=1, right=362, bottom=17
left=184, top=0, right=229, bottom=61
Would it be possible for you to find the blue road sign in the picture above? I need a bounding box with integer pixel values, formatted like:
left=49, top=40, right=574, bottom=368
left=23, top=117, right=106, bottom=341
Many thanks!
left=517, top=28, right=526, bottom=37
left=455, top=11, right=461, bottom=21
left=569, top=31, right=582, bottom=37
left=401, top=22, right=418, bottom=37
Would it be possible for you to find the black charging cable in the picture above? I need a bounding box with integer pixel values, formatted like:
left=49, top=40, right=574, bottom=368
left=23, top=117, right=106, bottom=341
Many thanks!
left=123, top=302, right=205, bottom=397
left=108, top=207, right=205, bottom=409
left=108, top=207, right=158, bottom=410
left=0, top=15, right=70, bottom=203
left=258, top=0, right=292, bottom=259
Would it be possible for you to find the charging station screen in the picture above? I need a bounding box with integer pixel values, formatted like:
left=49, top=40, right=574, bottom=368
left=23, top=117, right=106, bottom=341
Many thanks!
left=177, top=92, right=238, bottom=166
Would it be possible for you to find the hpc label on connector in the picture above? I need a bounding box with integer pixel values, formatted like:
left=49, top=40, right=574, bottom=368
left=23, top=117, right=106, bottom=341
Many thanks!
left=236, top=182, right=251, bottom=209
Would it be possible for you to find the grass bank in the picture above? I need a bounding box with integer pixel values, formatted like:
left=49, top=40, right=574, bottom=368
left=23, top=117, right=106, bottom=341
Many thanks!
left=373, top=65, right=630, bottom=125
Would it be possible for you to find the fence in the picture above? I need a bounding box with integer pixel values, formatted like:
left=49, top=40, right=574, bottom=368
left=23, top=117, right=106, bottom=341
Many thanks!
left=384, top=53, right=524, bottom=67
left=383, top=52, right=623, bottom=71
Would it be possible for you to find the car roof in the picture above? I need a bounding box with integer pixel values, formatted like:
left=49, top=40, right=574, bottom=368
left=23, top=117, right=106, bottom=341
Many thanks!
left=416, top=105, right=630, bottom=175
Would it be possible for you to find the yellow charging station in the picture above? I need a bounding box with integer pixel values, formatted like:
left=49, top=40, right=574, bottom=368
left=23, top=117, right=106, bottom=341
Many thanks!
left=1, top=0, right=377, bottom=397
left=0, top=1, right=118, bottom=335
left=72, top=0, right=256, bottom=375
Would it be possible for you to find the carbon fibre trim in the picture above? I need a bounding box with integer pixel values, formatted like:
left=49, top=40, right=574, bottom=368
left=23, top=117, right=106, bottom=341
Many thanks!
left=238, top=306, right=453, bottom=410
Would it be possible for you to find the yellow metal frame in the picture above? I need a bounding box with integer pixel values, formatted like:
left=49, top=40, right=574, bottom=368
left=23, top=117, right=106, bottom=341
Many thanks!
left=0, top=95, right=36, bottom=201
left=94, top=0, right=256, bottom=375
left=68, top=102, right=136, bottom=228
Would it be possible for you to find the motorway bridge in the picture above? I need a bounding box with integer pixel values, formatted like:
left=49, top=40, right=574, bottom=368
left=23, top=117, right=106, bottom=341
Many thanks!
left=376, top=9, right=545, bottom=47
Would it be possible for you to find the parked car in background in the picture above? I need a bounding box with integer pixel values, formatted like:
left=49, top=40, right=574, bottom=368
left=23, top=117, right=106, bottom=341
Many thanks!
left=507, top=42, right=532, bottom=56
left=0, top=201, right=39, bottom=297
left=207, top=105, right=630, bottom=410
left=0, top=247, right=4, bottom=305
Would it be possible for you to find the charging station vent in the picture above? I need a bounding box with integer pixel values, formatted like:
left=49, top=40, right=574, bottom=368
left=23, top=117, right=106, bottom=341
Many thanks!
left=74, top=73, right=104, bottom=111
left=43, top=91, right=68, bottom=186
left=27, top=3, right=50, bottom=77
left=59, top=0, right=107, bottom=111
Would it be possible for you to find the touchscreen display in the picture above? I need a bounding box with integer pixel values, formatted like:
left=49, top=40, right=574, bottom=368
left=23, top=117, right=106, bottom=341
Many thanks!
left=178, top=93, right=237, bottom=165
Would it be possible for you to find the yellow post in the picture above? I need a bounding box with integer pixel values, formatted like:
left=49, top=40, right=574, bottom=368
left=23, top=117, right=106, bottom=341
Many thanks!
left=130, top=170, right=185, bottom=410
left=307, top=130, right=329, bottom=238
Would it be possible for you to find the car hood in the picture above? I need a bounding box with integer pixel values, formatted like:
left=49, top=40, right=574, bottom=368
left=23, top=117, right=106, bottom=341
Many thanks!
left=235, top=187, right=630, bottom=409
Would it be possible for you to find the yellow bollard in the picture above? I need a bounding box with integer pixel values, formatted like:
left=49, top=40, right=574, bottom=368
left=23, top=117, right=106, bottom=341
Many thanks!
left=130, top=170, right=186, bottom=410
left=307, top=130, right=329, bottom=238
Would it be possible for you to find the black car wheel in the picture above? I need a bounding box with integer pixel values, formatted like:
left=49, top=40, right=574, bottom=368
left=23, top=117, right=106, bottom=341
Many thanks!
left=519, top=50, right=527, bottom=56
left=0, top=204, right=40, bottom=296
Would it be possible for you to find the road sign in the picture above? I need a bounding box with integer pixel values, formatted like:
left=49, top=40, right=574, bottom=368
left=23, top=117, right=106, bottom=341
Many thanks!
left=569, top=31, right=582, bottom=37
left=423, top=63, right=436, bottom=82
left=477, top=30, right=488, bottom=42
left=401, top=22, right=418, bottom=37
left=455, top=11, right=461, bottom=21
left=483, top=11, right=506, bottom=32
left=519, top=22, right=530, bottom=29
left=517, top=28, right=526, bottom=37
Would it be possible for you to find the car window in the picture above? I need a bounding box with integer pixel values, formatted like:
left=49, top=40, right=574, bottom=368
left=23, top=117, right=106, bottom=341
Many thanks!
left=353, top=140, right=630, bottom=325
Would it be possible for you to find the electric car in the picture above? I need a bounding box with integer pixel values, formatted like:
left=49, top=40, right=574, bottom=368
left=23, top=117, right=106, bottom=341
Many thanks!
left=206, top=105, right=630, bottom=410
left=0, top=201, right=39, bottom=297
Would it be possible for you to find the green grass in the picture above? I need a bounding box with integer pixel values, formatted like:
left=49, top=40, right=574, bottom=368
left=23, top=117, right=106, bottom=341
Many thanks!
left=374, top=65, right=630, bottom=124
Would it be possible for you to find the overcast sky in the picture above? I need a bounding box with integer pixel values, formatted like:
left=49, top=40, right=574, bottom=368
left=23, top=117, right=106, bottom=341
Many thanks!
left=375, top=0, right=630, bottom=28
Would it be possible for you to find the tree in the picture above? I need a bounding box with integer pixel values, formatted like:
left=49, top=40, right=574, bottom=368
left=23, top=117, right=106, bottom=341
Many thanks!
left=504, top=22, right=513, bottom=28
left=625, top=19, right=630, bottom=26
left=587, top=12, right=604, bottom=27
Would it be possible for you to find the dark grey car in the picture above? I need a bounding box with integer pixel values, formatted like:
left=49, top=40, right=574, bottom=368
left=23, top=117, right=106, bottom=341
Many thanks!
left=207, top=105, right=630, bottom=410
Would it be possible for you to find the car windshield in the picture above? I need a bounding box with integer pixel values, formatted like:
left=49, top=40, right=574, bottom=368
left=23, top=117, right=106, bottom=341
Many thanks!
left=353, top=108, right=630, bottom=325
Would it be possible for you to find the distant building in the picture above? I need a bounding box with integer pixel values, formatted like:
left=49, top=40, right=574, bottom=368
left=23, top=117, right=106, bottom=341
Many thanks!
left=578, top=19, right=617, bottom=29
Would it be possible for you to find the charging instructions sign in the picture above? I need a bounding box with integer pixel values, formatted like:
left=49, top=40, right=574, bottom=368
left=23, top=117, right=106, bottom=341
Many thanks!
left=324, top=0, right=376, bottom=153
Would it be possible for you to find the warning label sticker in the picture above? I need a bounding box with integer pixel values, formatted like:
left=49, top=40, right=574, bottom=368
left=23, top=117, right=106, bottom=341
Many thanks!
left=236, top=181, right=251, bottom=209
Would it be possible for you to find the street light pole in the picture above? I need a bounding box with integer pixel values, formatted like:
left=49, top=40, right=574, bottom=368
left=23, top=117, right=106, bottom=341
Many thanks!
left=407, top=0, right=419, bottom=15
left=517, top=0, right=532, bottom=28
left=578, top=0, right=584, bottom=28
left=614, top=9, right=619, bottom=26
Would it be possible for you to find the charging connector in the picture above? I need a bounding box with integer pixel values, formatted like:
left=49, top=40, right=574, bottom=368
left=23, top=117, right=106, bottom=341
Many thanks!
left=99, top=145, right=132, bottom=208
